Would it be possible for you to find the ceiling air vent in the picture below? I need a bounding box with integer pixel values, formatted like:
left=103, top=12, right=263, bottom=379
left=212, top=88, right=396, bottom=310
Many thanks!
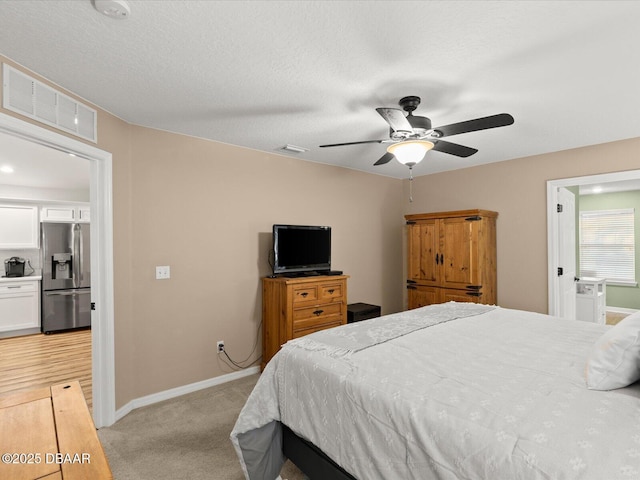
left=280, top=144, right=309, bottom=154
left=2, top=63, right=97, bottom=143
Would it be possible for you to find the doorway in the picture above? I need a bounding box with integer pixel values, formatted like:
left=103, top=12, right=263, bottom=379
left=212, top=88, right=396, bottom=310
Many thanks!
left=0, top=112, right=115, bottom=427
left=547, top=169, right=640, bottom=318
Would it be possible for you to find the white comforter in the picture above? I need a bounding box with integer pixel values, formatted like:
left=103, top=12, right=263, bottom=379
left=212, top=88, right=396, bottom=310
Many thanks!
left=231, top=303, right=640, bottom=480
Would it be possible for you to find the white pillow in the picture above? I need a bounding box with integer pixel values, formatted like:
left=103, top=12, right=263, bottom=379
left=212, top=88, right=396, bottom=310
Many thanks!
left=585, top=312, right=640, bottom=390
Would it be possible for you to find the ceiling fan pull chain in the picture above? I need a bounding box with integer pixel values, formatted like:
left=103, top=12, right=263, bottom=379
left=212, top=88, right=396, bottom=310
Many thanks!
left=409, top=166, right=414, bottom=203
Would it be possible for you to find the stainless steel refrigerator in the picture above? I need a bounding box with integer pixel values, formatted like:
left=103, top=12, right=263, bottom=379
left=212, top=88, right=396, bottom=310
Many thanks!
left=41, top=222, right=91, bottom=333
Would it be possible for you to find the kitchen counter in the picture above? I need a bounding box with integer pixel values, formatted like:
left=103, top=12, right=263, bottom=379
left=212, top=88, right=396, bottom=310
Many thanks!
left=0, top=275, right=41, bottom=283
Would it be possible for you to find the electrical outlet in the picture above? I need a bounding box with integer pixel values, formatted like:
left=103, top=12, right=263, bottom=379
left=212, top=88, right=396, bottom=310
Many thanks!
left=155, top=265, right=170, bottom=280
left=217, top=340, right=225, bottom=353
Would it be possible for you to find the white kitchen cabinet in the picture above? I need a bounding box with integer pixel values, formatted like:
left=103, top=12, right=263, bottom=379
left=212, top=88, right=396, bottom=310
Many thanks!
left=0, top=204, right=39, bottom=249
left=576, top=277, right=606, bottom=324
left=41, top=203, right=90, bottom=223
left=0, top=279, right=40, bottom=332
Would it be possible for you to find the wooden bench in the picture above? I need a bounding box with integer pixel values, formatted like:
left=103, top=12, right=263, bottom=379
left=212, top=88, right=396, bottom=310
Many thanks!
left=0, top=381, right=112, bottom=480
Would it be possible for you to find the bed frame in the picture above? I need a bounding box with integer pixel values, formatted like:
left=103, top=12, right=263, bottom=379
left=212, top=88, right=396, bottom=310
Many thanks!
left=282, top=423, right=357, bottom=480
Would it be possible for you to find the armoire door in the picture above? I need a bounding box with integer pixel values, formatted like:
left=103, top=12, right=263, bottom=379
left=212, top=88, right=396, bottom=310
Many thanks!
left=407, top=285, right=440, bottom=309
left=407, top=220, right=439, bottom=286
left=440, top=288, right=481, bottom=304
left=440, top=216, right=482, bottom=289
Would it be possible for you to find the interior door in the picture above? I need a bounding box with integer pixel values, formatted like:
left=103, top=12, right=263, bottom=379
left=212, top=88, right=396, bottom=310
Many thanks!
left=557, top=187, right=577, bottom=321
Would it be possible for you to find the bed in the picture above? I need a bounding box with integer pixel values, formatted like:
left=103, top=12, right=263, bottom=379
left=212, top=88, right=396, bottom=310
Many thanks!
left=231, top=302, right=640, bottom=480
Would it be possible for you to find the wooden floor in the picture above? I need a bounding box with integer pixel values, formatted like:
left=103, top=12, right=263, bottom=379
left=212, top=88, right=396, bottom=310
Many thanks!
left=0, top=329, right=92, bottom=410
left=606, top=311, right=629, bottom=326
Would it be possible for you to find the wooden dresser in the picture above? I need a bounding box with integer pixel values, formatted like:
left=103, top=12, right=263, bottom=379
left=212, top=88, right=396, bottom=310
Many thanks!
left=262, top=275, right=348, bottom=369
left=0, top=381, right=112, bottom=480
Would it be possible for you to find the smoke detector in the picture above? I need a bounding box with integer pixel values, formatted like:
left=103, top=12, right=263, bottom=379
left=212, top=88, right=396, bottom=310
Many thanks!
left=94, top=0, right=131, bottom=19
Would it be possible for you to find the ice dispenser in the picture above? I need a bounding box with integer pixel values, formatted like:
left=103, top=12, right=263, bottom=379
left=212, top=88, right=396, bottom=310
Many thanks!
left=51, top=253, right=72, bottom=280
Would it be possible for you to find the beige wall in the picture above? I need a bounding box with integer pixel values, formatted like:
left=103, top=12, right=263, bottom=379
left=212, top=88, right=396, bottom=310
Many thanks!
left=0, top=56, right=404, bottom=408
left=127, top=125, right=404, bottom=398
left=5, top=54, right=640, bottom=410
left=404, top=137, right=640, bottom=313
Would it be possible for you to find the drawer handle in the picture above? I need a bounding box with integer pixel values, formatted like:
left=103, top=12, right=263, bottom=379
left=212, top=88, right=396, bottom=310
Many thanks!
left=327, top=289, right=335, bottom=294
left=313, top=309, right=324, bottom=316
left=7, top=286, right=22, bottom=289
left=300, top=292, right=308, bottom=297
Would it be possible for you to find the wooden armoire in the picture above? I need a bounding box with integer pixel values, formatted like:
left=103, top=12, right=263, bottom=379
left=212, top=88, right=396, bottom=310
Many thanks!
left=405, top=209, right=497, bottom=309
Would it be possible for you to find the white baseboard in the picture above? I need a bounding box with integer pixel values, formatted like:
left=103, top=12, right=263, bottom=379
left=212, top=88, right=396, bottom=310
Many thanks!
left=606, top=306, right=639, bottom=315
left=0, top=327, right=40, bottom=339
left=114, top=366, right=260, bottom=423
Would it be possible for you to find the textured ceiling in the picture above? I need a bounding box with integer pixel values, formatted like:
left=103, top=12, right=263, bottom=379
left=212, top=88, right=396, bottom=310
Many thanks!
left=0, top=0, right=639, bottom=181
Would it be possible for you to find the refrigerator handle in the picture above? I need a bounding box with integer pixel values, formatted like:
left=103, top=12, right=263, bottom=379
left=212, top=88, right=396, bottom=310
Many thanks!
left=45, top=290, right=91, bottom=296
left=73, top=224, right=81, bottom=288
left=79, top=224, right=84, bottom=284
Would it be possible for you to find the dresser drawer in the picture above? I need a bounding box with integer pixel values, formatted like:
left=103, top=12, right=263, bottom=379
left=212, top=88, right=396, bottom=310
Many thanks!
left=293, top=302, right=342, bottom=329
left=292, top=320, right=342, bottom=339
left=292, top=285, right=318, bottom=303
left=319, top=282, right=344, bottom=301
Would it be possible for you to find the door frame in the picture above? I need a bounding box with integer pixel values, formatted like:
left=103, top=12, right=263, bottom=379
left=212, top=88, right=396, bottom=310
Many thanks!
left=0, top=112, right=115, bottom=427
left=547, top=169, right=640, bottom=316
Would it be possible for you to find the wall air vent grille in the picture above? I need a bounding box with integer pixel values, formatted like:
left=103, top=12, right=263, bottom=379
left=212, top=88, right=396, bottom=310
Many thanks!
left=2, top=64, right=97, bottom=143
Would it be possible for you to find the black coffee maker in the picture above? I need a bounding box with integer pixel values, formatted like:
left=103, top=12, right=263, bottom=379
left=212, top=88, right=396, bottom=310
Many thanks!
left=4, top=257, right=25, bottom=277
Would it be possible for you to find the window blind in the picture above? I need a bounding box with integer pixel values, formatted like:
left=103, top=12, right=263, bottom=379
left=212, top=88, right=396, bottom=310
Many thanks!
left=579, top=208, right=635, bottom=283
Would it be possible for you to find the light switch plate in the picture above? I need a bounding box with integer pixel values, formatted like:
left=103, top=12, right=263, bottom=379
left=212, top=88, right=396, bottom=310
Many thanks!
left=155, top=265, right=170, bottom=280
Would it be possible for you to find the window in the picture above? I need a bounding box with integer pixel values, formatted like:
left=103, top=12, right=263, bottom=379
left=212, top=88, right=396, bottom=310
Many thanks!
left=579, top=208, right=636, bottom=284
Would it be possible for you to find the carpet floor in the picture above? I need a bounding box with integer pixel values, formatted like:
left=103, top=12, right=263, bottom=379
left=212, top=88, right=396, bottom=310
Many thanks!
left=98, top=373, right=305, bottom=480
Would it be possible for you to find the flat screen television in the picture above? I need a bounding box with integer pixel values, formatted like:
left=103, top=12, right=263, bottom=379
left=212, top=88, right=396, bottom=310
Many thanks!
left=272, top=224, right=331, bottom=275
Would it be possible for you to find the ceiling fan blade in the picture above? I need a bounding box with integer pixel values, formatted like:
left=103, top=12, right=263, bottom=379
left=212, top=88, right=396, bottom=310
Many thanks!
left=432, top=140, right=478, bottom=158
left=376, top=108, right=413, bottom=133
left=319, top=139, right=385, bottom=148
left=433, top=113, right=514, bottom=138
left=374, top=152, right=394, bottom=166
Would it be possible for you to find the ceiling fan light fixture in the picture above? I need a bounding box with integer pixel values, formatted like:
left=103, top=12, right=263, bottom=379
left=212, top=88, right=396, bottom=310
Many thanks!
left=387, top=140, right=434, bottom=166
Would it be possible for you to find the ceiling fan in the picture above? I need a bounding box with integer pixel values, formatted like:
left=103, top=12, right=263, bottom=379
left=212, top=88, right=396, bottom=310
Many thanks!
left=319, top=96, right=514, bottom=167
